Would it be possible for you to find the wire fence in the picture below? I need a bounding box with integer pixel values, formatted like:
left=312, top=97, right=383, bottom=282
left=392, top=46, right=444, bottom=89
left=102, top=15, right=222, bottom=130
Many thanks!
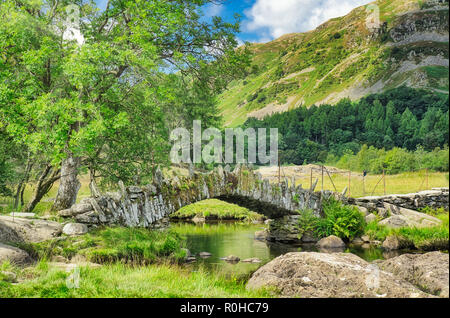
left=275, top=165, right=440, bottom=198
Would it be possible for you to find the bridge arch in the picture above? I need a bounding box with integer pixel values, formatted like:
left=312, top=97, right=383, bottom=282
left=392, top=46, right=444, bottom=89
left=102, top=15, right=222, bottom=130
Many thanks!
left=58, top=165, right=340, bottom=227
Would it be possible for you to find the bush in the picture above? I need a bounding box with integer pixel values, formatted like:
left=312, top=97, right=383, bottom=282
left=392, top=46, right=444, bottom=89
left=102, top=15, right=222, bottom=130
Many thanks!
left=315, top=199, right=365, bottom=240
left=296, top=199, right=365, bottom=241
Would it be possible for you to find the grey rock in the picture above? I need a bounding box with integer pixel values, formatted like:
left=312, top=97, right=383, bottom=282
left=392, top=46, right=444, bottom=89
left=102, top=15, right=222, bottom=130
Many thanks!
left=0, top=216, right=62, bottom=243
left=378, top=252, right=449, bottom=298
left=0, top=243, right=31, bottom=265
left=192, top=216, right=206, bottom=223
left=222, top=255, right=240, bottom=263
left=316, top=235, right=345, bottom=249
left=9, top=212, right=35, bottom=218
left=246, top=252, right=432, bottom=298
left=199, top=252, right=212, bottom=258
left=254, top=230, right=268, bottom=241
left=378, top=215, right=416, bottom=228
left=242, top=258, right=261, bottom=263
left=62, top=223, right=88, bottom=236
left=352, top=237, right=364, bottom=245
left=354, top=205, right=369, bottom=215
left=0, top=271, right=17, bottom=283
left=383, top=235, right=401, bottom=250
left=59, top=203, right=93, bottom=217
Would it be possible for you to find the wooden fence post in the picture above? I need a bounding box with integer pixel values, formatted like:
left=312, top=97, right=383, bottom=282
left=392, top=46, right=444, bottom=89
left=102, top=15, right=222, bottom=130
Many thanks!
left=321, top=165, right=324, bottom=191
left=348, top=171, right=351, bottom=197
left=383, top=169, right=386, bottom=195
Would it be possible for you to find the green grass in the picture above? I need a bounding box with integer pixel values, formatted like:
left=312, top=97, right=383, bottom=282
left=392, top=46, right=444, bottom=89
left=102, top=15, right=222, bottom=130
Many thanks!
left=0, top=261, right=275, bottom=298
left=290, top=170, right=448, bottom=198
left=364, top=212, right=449, bottom=250
left=170, top=199, right=263, bottom=222
left=14, top=227, right=188, bottom=265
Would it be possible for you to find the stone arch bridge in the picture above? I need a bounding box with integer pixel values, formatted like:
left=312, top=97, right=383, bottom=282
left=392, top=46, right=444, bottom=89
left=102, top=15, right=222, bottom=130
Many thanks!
left=58, top=165, right=338, bottom=227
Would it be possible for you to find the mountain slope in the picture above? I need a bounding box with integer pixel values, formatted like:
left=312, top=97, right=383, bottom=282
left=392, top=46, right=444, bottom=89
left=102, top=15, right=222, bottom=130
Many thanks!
left=219, top=0, right=449, bottom=127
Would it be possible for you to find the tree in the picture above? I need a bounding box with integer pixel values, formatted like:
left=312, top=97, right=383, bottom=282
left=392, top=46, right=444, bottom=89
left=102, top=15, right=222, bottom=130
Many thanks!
left=0, top=0, right=248, bottom=210
left=398, top=108, right=419, bottom=150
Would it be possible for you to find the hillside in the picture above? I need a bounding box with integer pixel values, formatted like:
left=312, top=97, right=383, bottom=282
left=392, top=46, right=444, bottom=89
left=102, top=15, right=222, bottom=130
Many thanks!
left=219, top=0, right=449, bottom=127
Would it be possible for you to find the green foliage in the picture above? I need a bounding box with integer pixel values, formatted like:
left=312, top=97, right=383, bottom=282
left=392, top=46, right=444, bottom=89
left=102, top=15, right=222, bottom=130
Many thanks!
left=364, top=221, right=390, bottom=241
left=0, top=0, right=249, bottom=200
left=243, top=87, right=449, bottom=167
left=332, top=145, right=449, bottom=174
left=170, top=199, right=263, bottom=221
left=315, top=199, right=365, bottom=240
left=418, top=206, right=449, bottom=217
left=296, top=209, right=320, bottom=237
left=297, top=199, right=365, bottom=241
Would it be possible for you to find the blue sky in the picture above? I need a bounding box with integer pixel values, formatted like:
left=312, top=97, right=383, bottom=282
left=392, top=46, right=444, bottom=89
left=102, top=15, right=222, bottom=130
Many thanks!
left=96, top=0, right=372, bottom=43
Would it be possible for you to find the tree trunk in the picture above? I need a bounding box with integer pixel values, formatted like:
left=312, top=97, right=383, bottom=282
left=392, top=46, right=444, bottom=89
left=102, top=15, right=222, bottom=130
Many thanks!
left=52, top=154, right=81, bottom=211
left=14, top=155, right=33, bottom=209
left=24, top=165, right=60, bottom=212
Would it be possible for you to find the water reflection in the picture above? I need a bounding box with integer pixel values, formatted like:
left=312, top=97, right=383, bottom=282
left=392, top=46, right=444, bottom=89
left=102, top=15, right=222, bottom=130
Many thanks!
left=169, top=221, right=416, bottom=276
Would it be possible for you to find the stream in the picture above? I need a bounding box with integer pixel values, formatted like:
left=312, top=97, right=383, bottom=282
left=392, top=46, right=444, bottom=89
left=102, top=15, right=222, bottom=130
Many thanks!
left=170, top=221, right=410, bottom=276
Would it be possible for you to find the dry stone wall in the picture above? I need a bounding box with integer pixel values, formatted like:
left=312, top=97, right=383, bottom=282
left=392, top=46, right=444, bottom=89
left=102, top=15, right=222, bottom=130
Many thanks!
left=347, top=188, right=449, bottom=212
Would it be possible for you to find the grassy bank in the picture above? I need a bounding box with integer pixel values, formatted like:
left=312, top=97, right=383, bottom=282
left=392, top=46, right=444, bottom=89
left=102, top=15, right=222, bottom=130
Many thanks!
left=170, top=199, right=263, bottom=222
left=364, top=212, right=449, bottom=250
left=1, top=225, right=275, bottom=298
left=0, top=261, right=274, bottom=298
left=14, top=227, right=188, bottom=265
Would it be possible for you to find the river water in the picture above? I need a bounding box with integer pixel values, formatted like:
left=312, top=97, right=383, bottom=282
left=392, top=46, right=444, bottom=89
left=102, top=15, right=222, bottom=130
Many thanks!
left=170, top=221, right=401, bottom=276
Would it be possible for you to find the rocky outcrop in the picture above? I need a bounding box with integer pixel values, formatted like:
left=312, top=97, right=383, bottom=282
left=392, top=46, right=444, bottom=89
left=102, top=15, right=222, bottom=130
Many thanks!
left=389, top=7, right=449, bottom=45
left=376, top=252, right=449, bottom=298
left=0, top=243, right=31, bottom=265
left=0, top=216, right=62, bottom=243
left=246, top=252, right=431, bottom=298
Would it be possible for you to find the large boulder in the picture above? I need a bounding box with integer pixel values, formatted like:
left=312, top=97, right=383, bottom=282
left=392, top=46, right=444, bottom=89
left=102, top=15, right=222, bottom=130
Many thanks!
left=378, top=203, right=442, bottom=228
left=0, top=216, right=62, bottom=243
left=316, top=235, right=345, bottom=249
left=377, top=252, right=449, bottom=298
left=246, top=252, right=431, bottom=298
left=0, top=243, right=31, bottom=265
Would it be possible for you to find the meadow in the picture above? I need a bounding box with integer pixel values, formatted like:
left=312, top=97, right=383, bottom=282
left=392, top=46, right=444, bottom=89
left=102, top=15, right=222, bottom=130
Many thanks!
left=282, top=169, right=448, bottom=198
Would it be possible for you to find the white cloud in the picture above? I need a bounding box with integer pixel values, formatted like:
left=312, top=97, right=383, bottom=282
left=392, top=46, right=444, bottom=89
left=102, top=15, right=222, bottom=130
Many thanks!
left=244, top=0, right=371, bottom=40
left=204, top=3, right=225, bottom=17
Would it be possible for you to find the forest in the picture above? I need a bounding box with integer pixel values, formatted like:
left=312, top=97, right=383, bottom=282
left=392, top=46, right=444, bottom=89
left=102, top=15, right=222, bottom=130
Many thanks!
left=243, top=86, right=449, bottom=173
